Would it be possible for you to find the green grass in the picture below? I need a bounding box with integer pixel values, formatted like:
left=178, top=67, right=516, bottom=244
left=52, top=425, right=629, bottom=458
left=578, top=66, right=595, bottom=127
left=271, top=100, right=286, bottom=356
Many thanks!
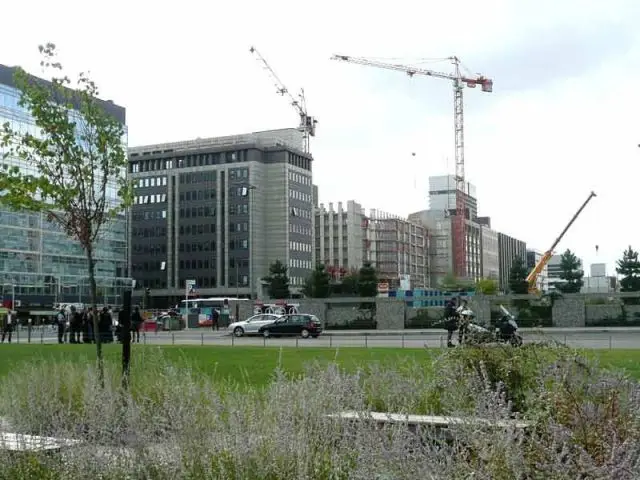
left=1, top=345, right=640, bottom=387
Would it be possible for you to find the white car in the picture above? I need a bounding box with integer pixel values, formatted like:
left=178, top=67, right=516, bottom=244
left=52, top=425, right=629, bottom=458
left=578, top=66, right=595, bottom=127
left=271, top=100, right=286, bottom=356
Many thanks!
left=229, top=314, right=281, bottom=337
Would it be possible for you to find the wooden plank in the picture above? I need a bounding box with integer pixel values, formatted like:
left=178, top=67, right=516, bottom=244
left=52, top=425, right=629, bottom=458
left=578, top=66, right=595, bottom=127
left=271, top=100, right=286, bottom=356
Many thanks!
left=327, top=411, right=530, bottom=430
left=0, top=432, right=80, bottom=452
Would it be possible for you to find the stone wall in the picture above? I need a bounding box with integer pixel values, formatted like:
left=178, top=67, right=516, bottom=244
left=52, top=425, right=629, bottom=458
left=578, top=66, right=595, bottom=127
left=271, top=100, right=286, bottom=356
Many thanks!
left=552, top=297, right=586, bottom=327
left=375, top=298, right=405, bottom=330
left=585, top=305, right=621, bottom=325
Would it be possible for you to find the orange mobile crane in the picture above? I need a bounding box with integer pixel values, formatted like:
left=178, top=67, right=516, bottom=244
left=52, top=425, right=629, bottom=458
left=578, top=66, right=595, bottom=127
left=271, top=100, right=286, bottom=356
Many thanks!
left=527, top=191, right=597, bottom=293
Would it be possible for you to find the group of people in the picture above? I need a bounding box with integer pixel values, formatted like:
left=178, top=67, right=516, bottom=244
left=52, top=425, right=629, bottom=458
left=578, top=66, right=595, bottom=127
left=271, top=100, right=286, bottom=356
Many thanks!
left=444, top=297, right=474, bottom=348
left=56, top=305, right=144, bottom=344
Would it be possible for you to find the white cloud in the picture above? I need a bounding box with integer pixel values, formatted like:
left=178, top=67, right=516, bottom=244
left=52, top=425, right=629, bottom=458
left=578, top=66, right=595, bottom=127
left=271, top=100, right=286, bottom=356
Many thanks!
left=2, top=0, right=639, bottom=275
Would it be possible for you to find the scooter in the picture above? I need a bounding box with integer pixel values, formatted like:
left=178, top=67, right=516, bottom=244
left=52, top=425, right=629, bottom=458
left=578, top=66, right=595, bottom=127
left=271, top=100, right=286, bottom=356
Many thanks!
left=495, top=305, right=523, bottom=347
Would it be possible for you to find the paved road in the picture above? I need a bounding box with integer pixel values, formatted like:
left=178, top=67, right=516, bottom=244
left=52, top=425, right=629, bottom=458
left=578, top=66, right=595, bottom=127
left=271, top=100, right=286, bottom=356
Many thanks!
left=9, top=327, right=640, bottom=349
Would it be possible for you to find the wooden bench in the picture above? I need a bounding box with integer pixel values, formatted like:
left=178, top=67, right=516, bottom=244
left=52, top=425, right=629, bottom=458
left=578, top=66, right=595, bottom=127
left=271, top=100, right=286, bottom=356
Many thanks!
left=0, top=432, right=80, bottom=454
left=326, top=411, right=531, bottom=439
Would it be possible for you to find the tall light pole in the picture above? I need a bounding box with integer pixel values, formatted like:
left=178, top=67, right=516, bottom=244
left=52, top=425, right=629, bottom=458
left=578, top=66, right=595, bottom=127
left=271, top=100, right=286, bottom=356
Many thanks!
left=243, top=185, right=257, bottom=299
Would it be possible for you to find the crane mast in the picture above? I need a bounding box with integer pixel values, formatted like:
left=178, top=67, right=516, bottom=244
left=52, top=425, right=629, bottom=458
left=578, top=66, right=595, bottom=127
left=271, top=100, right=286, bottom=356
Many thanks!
left=331, top=54, right=492, bottom=279
left=250, top=46, right=317, bottom=153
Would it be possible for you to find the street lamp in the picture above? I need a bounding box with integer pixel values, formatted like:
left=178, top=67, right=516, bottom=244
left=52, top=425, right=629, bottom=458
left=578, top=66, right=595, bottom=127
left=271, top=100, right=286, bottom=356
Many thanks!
left=242, top=185, right=257, bottom=299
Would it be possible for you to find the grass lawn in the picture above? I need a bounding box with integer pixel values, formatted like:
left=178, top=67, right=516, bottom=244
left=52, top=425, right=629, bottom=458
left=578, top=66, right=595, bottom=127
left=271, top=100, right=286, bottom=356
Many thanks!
left=0, top=345, right=639, bottom=386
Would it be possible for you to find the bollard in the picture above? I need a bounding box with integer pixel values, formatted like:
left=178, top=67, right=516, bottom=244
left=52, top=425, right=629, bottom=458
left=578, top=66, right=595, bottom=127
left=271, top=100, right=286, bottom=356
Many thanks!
left=40, top=327, right=44, bottom=344
left=609, top=335, right=612, bottom=350
left=172, top=333, right=175, bottom=345
left=16, top=326, right=19, bottom=344
left=564, top=334, right=567, bottom=345
left=401, top=333, right=405, bottom=349
left=28, top=326, right=31, bottom=344
left=329, top=335, right=332, bottom=348
left=232, top=335, right=235, bottom=347
left=201, top=333, right=204, bottom=346
left=263, top=335, right=266, bottom=347
left=143, top=332, right=147, bottom=345
left=365, top=333, right=368, bottom=348
left=440, top=336, right=444, bottom=348
left=296, top=337, right=299, bottom=348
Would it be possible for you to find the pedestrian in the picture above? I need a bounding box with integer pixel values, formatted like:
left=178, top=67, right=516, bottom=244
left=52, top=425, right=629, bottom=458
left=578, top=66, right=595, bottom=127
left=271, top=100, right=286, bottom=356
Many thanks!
left=99, top=307, right=113, bottom=344
left=131, top=306, right=143, bottom=343
left=220, top=299, right=230, bottom=329
left=57, top=309, right=66, bottom=344
left=444, top=298, right=458, bottom=348
left=457, top=299, right=471, bottom=345
left=1, top=310, right=14, bottom=343
left=72, top=306, right=83, bottom=344
left=211, top=308, right=219, bottom=331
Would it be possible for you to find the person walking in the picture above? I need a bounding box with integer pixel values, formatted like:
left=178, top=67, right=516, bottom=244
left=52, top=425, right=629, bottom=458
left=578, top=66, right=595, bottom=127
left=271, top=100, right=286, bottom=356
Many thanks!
left=444, top=298, right=458, bottom=348
left=56, top=309, right=66, bottom=344
left=1, top=310, right=14, bottom=343
left=131, top=306, right=143, bottom=343
left=70, top=306, right=83, bottom=344
left=211, top=308, right=219, bottom=331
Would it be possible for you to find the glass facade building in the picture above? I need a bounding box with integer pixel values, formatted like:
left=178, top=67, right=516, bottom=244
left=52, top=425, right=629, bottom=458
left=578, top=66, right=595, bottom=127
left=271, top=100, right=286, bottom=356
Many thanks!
left=0, top=64, right=130, bottom=307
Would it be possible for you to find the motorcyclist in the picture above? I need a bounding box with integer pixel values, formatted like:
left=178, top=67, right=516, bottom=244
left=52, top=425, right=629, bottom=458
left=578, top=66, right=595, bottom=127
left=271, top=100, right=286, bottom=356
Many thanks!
left=444, top=298, right=458, bottom=348
left=457, top=299, right=472, bottom=345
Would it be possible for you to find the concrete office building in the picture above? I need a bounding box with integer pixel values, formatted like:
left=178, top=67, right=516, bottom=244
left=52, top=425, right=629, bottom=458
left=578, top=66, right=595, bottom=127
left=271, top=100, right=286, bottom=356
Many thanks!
left=526, top=249, right=548, bottom=292
left=480, top=227, right=500, bottom=281
left=428, top=175, right=478, bottom=220
left=497, top=232, right=527, bottom=292
left=0, top=64, right=129, bottom=307
left=128, top=128, right=314, bottom=304
left=366, top=210, right=429, bottom=289
left=314, top=201, right=367, bottom=274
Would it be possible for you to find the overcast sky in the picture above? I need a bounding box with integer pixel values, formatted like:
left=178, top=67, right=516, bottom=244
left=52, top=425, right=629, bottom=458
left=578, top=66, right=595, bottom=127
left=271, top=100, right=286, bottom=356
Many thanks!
left=2, top=0, right=639, bottom=276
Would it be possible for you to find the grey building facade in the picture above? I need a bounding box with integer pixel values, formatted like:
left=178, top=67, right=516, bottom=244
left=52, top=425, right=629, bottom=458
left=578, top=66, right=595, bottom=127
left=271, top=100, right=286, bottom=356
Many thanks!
left=498, top=232, right=527, bottom=293
left=128, top=129, right=314, bottom=305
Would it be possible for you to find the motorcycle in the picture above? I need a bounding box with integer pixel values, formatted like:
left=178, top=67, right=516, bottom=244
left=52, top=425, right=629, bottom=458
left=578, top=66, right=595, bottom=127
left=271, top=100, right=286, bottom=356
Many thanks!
left=458, top=304, right=523, bottom=347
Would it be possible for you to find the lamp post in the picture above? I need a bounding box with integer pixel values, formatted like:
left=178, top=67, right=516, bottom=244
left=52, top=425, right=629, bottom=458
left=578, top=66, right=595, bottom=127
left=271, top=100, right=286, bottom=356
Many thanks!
left=243, top=185, right=257, bottom=300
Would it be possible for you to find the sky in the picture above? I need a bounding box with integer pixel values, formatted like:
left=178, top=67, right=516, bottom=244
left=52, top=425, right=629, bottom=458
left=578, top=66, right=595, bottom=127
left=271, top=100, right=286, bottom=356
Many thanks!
left=2, top=0, right=639, bottom=276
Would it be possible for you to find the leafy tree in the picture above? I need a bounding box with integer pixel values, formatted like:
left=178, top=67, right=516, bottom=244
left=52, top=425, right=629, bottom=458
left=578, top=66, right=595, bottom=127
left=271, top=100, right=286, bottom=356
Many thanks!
left=357, top=261, right=378, bottom=297
left=302, top=264, right=331, bottom=298
left=440, top=272, right=475, bottom=292
left=557, top=249, right=584, bottom=294
left=476, top=278, right=498, bottom=295
left=616, top=246, right=640, bottom=292
left=261, top=260, right=290, bottom=299
left=0, top=44, right=132, bottom=382
left=340, top=272, right=360, bottom=296
left=508, top=256, right=529, bottom=294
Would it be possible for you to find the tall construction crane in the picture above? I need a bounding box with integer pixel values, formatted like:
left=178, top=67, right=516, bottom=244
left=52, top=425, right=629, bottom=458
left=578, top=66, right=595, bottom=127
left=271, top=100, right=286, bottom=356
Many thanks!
left=250, top=46, right=317, bottom=153
left=331, top=54, right=493, bottom=278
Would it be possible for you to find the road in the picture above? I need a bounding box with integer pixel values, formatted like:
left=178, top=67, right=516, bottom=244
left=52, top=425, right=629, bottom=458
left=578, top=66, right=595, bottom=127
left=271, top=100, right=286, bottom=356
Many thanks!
left=9, top=326, right=640, bottom=349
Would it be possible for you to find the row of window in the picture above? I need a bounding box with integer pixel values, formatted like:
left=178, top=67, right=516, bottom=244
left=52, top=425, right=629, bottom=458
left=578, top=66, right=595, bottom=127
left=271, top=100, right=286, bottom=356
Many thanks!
left=289, top=241, right=312, bottom=253
left=180, top=242, right=216, bottom=253
left=132, top=210, right=167, bottom=221
left=179, top=190, right=216, bottom=202
left=229, top=204, right=249, bottom=215
left=288, top=171, right=311, bottom=186
left=132, top=227, right=167, bottom=238
left=179, top=257, right=249, bottom=270
left=135, top=194, right=167, bottom=205
left=179, top=171, right=217, bottom=184
left=290, top=223, right=312, bottom=236
left=289, top=258, right=312, bottom=270
left=229, top=168, right=249, bottom=180
left=179, top=206, right=216, bottom=218
left=132, top=244, right=167, bottom=255
left=180, top=224, right=216, bottom=235
left=289, top=189, right=312, bottom=203
left=130, top=150, right=250, bottom=174
left=290, top=207, right=312, bottom=219
left=135, top=177, right=167, bottom=188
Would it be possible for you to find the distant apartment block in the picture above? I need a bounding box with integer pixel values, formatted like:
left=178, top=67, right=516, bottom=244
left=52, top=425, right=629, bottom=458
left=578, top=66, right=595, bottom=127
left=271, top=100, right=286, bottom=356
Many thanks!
left=428, top=175, right=478, bottom=220
left=497, top=232, right=527, bottom=292
left=480, top=227, right=500, bottom=281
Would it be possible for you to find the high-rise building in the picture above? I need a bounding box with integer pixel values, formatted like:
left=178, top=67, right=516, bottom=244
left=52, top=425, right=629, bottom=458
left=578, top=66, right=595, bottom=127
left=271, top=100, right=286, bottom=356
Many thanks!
left=497, top=233, right=527, bottom=292
left=366, top=210, right=429, bottom=289
left=0, top=64, right=129, bottom=307
left=314, top=201, right=367, bottom=275
left=480, top=227, right=500, bottom=281
left=428, top=175, right=478, bottom=220
left=128, top=128, right=314, bottom=304
left=526, top=249, right=548, bottom=292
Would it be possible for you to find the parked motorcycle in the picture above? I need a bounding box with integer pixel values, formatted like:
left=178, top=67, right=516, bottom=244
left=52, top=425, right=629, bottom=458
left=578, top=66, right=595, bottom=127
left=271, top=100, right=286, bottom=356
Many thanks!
left=458, top=304, right=523, bottom=347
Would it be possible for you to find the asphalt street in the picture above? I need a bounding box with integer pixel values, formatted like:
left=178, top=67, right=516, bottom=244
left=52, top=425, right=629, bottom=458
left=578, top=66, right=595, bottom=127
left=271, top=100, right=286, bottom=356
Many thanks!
left=10, top=326, right=640, bottom=349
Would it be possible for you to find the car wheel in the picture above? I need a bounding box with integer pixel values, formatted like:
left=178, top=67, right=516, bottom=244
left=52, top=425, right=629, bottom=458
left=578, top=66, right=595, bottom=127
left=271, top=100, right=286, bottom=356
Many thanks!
left=233, top=327, right=244, bottom=337
left=262, top=329, right=270, bottom=338
left=300, top=329, right=310, bottom=339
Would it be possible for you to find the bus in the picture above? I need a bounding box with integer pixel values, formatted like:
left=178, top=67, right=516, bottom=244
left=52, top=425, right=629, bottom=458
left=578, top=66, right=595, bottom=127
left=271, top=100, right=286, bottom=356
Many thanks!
left=178, top=297, right=250, bottom=324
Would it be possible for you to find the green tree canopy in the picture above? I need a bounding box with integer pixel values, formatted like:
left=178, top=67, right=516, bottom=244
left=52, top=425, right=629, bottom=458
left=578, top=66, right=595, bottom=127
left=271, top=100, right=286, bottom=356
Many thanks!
left=557, top=249, right=584, bottom=294
left=357, top=262, right=378, bottom=297
left=261, top=260, right=291, bottom=299
left=0, top=44, right=132, bottom=380
left=302, top=263, right=331, bottom=298
left=616, top=246, right=640, bottom=292
left=475, top=278, right=498, bottom=295
left=508, top=257, right=529, bottom=294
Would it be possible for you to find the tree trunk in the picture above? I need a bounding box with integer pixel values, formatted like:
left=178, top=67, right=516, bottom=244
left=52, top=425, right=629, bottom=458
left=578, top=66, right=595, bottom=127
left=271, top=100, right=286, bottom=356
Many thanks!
left=86, top=244, right=104, bottom=388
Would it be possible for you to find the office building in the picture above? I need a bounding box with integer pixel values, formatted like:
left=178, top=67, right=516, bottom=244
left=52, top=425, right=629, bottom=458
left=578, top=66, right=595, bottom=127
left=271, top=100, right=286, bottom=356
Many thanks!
left=314, top=201, right=367, bottom=276
left=480, top=227, right=500, bottom=281
left=526, top=249, right=548, bottom=292
left=128, top=128, right=314, bottom=304
left=497, top=232, right=527, bottom=293
left=365, top=210, right=429, bottom=289
left=0, top=64, right=129, bottom=307
left=428, top=175, right=478, bottom=220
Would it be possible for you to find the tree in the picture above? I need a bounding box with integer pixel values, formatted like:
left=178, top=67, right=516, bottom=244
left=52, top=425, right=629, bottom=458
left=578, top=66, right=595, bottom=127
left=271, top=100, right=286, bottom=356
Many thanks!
left=357, top=261, right=378, bottom=297
left=440, top=273, right=475, bottom=292
left=302, top=264, right=331, bottom=298
left=476, top=278, right=498, bottom=295
left=340, top=272, right=360, bottom=296
left=557, top=249, right=584, bottom=294
left=261, top=260, right=290, bottom=299
left=508, top=257, right=529, bottom=294
left=0, top=44, right=132, bottom=383
left=616, top=246, right=640, bottom=292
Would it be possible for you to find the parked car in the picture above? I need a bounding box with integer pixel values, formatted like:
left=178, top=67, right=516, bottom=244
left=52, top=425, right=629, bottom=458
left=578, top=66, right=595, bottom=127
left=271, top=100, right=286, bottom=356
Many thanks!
left=228, top=313, right=281, bottom=337
left=258, top=314, right=323, bottom=338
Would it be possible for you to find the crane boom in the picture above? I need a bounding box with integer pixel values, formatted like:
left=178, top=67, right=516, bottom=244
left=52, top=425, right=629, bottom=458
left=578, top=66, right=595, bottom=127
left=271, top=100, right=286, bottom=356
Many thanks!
left=250, top=46, right=317, bottom=153
left=527, top=191, right=597, bottom=292
left=331, top=54, right=492, bottom=279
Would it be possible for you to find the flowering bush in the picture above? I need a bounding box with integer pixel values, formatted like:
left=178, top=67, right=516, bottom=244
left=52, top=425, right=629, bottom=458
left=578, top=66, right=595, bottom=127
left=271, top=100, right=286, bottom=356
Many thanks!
left=0, top=345, right=639, bottom=479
